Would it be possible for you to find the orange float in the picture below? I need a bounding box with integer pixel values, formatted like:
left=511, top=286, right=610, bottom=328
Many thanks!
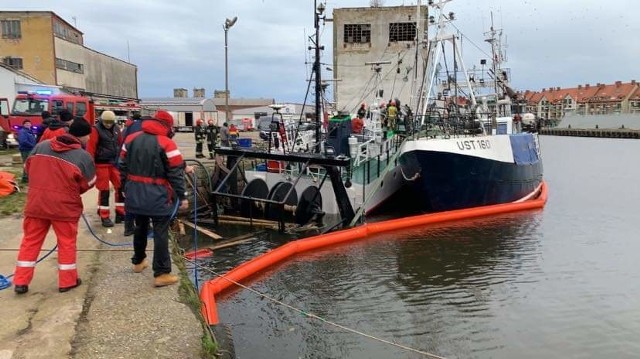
left=201, top=181, right=548, bottom=325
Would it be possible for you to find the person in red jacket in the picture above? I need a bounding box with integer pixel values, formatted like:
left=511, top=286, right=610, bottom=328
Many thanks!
left=13, top=119, right=96, bottom=295
left=86, top=110, right=124, bottom=227
left=119, top=110, right=188, bottom=287
left=38, top=109, right=73, bottom=143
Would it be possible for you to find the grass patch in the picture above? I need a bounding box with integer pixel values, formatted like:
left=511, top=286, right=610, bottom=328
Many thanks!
left=170, top=233, right=218, bottom=358
left=0, top=148, right=19, bottom=156
left=0, top=169, right=26, bottom=217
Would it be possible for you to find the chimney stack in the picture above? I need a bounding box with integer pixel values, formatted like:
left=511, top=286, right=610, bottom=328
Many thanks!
left=193, top=88, right=206, bottom=98
left=615, top=81, right=622, bottom=87
left=173, top=88, right=188, bottom=98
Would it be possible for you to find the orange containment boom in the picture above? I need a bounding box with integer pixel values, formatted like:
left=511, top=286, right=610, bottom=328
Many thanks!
left=200, top=181, right=548, bottom=325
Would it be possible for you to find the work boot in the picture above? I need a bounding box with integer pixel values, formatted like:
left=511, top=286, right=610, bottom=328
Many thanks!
left=133, top=259, right=149, bottom=273
left=124, top=219, right=135, bottom=236
left=59, top=278, right=82, bottom=293
left=154, top=274, right=179, bottom=287
left=14, top=285, right=28, bottom=295
left=115, top=214, right=125, bottom=224
left=101, top=217, right=114, bottom=227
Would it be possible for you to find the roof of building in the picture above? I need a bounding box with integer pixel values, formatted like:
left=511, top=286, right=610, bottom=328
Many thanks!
left=0, top=63, right=44, bottom=84
left=0, top=11, right=83, bottom=35
left=212, top=97, right=274, bottom=107
left=524, top=80, right=639, bottom=105
left=140, top=97, right=216, bottom=111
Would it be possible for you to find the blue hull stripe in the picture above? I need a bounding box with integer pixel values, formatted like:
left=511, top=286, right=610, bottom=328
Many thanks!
left=400, top=148, right=543, bottom=212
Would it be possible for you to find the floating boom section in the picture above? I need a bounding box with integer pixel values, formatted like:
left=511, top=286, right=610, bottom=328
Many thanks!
left=200, top=181, right=548, bottom=325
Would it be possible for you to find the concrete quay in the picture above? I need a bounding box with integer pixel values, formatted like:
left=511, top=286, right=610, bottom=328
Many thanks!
left=0, top=131, right=217, bottom=359
left=540, top=127, right=640, bottom=139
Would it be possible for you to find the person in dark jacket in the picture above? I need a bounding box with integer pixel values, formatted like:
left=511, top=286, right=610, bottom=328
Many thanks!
left=39, top=109, right=73, bottom=143
left=120, top=113, right=146, bottom=236
left=119, top=110, right=188, bottom=287
left=13, top=119, right=96, bottom=295
left=86, top=110, right=124, bottom=227
left=35, top=111, right=52, bottom=143
left=194, top=119, right=206, bottom=158
left=17, top=119, right=37, bottom=183
left=122, top=113, right=145, bottom=142
left=205, top=120, right=218, bottom=159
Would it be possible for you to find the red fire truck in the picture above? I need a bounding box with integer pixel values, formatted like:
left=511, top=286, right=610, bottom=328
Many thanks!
left=7, top=90, right=96, bottom=133
left=6, top=90, right=140, bottom=134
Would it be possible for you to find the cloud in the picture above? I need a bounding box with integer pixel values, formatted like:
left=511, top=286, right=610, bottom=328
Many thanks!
left=9, top=0, right=640, bottom=102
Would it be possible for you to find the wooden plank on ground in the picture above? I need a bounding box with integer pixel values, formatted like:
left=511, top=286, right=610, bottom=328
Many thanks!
left=178, top=219, right=223, bottom=239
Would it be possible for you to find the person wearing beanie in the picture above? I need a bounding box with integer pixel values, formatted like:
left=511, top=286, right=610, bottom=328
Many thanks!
left=38, top=109, right=74, bottom=143
left=13, top=118, right=96, bottom=295
left=35, top=111, right=52, bottom=143
left=86, top=110, right=124, bottom=227
left=119, top=109, right=187, bottom=287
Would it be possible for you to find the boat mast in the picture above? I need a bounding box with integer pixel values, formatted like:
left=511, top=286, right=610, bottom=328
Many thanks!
left=484, top=12, right=512, bottom=117
left=419, top=0, right=477, bottom=126
left=313, top=0, right=326, bottom=153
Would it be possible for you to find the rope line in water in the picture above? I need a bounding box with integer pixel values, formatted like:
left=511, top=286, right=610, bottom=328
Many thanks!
left=184, top=258, right=447, bottom=359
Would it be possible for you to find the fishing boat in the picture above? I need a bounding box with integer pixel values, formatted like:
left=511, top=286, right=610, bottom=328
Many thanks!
left=212, top=0, right=405, bottom=231
left=396, top=0, right=544, bottom=212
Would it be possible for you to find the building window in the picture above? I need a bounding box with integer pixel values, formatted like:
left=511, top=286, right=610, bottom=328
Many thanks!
left=1, top=20, right=21, bottom=39
left=55, top=58, right=84, bottom=74
left=344, top=24, right=371, bottom=44
left=2, top=57, right=23, bottom=70
left=53, top=20, right=81, bottom=44
left=389, top=22, right=416, bottom=42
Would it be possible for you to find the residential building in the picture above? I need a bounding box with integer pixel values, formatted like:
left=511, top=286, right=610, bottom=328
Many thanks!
left=0, top=11, right=137, bottom=100
left=522, top=80, right=640, bottom=122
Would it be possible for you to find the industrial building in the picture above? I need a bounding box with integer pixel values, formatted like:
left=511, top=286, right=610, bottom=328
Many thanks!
left=331, top=5, right=428, bottom=113
left=0, top=11, right=138, bottom=101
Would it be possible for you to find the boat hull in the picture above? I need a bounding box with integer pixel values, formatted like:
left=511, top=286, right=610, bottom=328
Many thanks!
left=399, top=133, right=543, bottom=212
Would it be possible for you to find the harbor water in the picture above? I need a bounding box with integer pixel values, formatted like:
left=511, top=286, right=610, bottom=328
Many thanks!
left=201, top=136, right=640, bottom=358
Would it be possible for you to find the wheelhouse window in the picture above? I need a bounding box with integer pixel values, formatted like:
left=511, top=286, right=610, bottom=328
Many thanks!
left=389, top=22, right=416, bottom=42
left=1, top=20, right=21, bottom=39
left=344, top=24, right=371, bottom=44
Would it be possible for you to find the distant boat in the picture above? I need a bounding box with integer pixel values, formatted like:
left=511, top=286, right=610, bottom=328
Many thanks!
left=396, top=0, right=544, bottom=212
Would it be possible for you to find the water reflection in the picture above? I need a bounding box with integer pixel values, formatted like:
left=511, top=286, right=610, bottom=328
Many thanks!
left=211, top=211, right=544, bottom=359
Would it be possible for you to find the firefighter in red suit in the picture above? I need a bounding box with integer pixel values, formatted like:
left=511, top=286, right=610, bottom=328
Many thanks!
left=13, top=119, right=96, bottom=294
left=86, top=110, right=124, bottom=227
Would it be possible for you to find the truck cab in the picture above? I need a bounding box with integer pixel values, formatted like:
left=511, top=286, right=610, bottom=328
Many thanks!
left=0, top=98, right=10, bottom=149
left=8, top=90, right=95, bottom=133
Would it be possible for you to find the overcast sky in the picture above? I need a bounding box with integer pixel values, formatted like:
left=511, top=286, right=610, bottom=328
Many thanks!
left=9, top=0, right=640, bottom=102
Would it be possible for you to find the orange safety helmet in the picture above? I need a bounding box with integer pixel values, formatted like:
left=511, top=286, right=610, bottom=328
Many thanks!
left=196, top=119, right=203, bottom=126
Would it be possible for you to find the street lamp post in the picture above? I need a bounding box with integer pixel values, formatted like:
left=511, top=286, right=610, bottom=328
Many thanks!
left=223, top=16, right=238, bottom=123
